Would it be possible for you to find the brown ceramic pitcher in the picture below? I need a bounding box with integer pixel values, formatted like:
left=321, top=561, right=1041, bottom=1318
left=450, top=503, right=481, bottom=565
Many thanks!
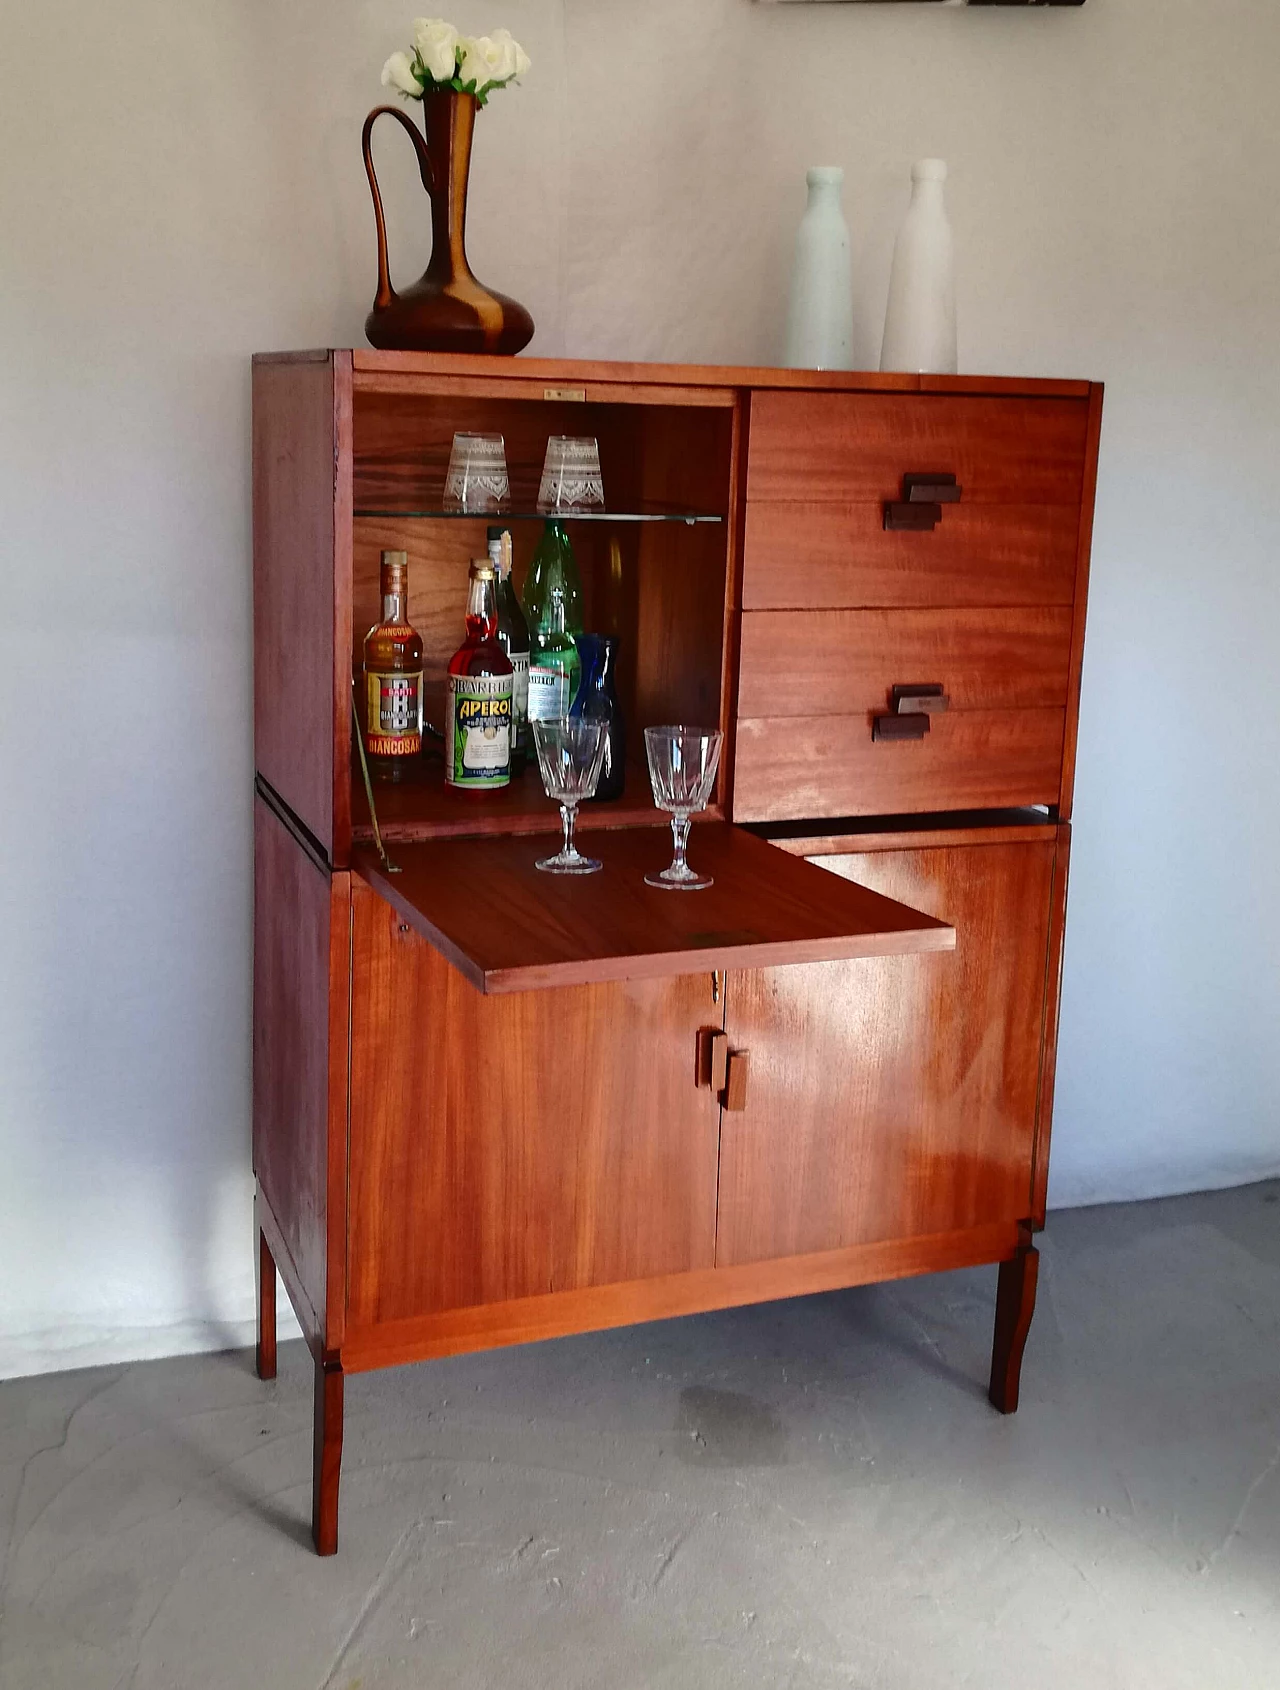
left=361, top=89, right=535, bottom=355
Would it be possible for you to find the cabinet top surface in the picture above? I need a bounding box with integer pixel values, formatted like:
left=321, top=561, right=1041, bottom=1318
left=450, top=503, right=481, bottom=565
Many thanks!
left=252, top=349, right=1096, bottom=400
left=354, top=822, right=954, bottom=995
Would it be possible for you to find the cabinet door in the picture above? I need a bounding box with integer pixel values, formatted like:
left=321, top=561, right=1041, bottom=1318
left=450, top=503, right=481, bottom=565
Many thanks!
left=715, top=837, right=1060, bottom=1268
left=353, top=822, right=951, bottom=994
left=346, top=879, right=725, bottom=1327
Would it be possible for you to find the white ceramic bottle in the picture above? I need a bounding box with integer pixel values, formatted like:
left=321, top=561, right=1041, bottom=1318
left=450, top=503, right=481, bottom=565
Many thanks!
left=880, top=159, right=957, bottom=375
left=783, top=167, right=854, bottom=371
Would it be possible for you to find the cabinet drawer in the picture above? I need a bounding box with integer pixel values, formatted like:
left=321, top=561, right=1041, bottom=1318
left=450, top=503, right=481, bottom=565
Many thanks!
left=737, top=607, right=1073, bottom=718
left=743, top=500, right=1081, bottom=610
left=743, top=392, right=1088, bottom=610
left=733, top=709, right=1065, bottom=822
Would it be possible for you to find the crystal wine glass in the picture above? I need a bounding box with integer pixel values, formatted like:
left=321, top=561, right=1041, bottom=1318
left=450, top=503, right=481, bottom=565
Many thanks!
left=532, top=718, right=608, bottom=874
left=643, top=725, right=723, bottom=890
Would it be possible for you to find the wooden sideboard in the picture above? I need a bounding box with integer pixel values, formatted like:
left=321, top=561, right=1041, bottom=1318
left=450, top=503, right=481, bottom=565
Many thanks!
left=251, top=350, right=1102, bottom=1553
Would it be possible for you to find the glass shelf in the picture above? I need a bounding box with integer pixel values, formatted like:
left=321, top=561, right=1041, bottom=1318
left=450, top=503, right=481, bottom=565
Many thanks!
left=353, top=504, right=724, bottom=526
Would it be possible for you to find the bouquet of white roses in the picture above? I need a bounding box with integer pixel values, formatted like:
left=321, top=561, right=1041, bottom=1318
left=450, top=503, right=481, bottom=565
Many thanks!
left=382, top=17, right=531, bottom=107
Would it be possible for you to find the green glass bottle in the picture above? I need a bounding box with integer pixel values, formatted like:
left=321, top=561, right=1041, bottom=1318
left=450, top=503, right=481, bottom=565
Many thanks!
left=521, top=519, right=584, bottom=723
left=488, top=526, right=530, bottom=774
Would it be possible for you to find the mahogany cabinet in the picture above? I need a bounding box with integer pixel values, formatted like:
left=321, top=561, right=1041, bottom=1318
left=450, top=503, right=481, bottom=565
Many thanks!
left=251, top=351, right=1101, bottom=1552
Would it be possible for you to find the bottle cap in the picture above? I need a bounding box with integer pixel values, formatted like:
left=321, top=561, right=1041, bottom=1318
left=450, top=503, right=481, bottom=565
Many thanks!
left=380, top=549, right=408, bottom=568
left=469, top=559, right=495, bottom=580
left=806, top=166, right=844, bottom=187
left=912, top=159, right=948, bottom=183
left=486, top=525, right=507, bottom=543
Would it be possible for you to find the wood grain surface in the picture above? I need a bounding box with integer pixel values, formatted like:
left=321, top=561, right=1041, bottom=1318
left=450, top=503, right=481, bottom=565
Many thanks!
left=742, top=500, right=1081, bottom=610
left=340, top=1219, right=1022, bottom=1373
left=347, top=882, right=723, bottom=1324
left=253, top=355, right=343, bottom=857
left=252, top=797, right=351, bottom=1354
left=352, top=757, right=677, bottom=844
left=715, top=838, right=1057, bottom=1267
left=1058, top=384, right=1105, bottom=821
left=353, top=822, right=954, bottom=994
left=255, top=1204, right=277, bottom=1382
left=737, top=607, right=1073, bottom=717
left=762, top=810, right=1059, bottom=856
left=351, top=389, right=733, bottom=516
left=989, top=1232, right=1040, bottom=1415
left=1031, top=822, right=1072, bottom=1228
left=733, top=708, right=1066, bottom=822
left=745, top=392, right=1090, bottom=505
left=335, top=348, right=1092, bottom=400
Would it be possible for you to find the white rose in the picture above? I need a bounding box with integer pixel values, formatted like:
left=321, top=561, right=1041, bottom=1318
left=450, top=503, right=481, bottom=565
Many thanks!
left=457, top=34, right=503, bottom=93
left=489, top=28, right=530, bottom=80
left=412, top=17, right=459, bottom=83
left=381, top=49, right=424, bottom=98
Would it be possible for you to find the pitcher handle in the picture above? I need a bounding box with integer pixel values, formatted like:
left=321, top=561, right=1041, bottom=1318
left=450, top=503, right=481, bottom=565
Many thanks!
left=361, top=105, right=436, bottom=311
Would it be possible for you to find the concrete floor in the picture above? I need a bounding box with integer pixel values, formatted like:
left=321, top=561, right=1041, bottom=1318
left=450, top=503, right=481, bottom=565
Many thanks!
left=1, top=1185, right=1278, bottom=1690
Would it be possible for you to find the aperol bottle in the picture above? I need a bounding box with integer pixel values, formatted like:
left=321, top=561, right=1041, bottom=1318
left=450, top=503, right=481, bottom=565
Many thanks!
left=445, top=559, right=514, bottom=792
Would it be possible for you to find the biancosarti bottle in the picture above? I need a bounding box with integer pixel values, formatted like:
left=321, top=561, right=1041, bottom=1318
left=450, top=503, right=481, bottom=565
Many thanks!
left=783, top=166, right=854, bottom=372
left=488, top=525, right=530, bottom=775
left=445, top=558, right=513, bottom=791
left=362, top=549, right=423, bottom=784
left=880, top=158, right=958, bottom=375
left=570, top=633, right=626, bottom=802
left=521, top=519, right=584, bottom=723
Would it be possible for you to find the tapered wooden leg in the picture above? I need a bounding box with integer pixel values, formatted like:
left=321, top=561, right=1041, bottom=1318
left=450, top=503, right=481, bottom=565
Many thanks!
left=256, top=1225, right=278, bottom=1382
left=312, top=1359, right=344, bottom=1556
left=988, top=1241, right=1039, bottom=1415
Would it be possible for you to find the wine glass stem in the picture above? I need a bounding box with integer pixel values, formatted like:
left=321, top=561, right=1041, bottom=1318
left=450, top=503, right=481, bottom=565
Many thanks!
left=561, top=802, right=578, bottom=861
left=671, top=813, right=691, bottom=875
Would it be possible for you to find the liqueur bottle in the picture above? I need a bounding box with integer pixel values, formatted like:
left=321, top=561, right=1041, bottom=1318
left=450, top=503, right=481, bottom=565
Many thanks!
left=488, top=526, right=530, bottom=775
left=569, top=633, right=626, bottom=801
left=445, top=558, right=514, bottom=791
left=362, top=549, right=423, bottom=784
left=521, top=519, right=583, bottom=723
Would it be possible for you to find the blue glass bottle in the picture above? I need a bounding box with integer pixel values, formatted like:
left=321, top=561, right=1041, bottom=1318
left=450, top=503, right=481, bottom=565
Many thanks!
left=570, top=633, right=626, bottom=801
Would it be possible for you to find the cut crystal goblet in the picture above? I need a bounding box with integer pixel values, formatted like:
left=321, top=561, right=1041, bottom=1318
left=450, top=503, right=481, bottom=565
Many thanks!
left=643, top=725, right=723, bottom=890
left=532, top=718, right=608, bottom=874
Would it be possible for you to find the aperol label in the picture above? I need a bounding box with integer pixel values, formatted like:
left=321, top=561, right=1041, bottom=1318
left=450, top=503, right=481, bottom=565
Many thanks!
left=446, top=673, right=512, bottom=789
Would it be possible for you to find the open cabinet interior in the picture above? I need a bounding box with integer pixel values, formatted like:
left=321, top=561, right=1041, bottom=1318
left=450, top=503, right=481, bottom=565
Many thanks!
left=349, top=387, right=737, bottom=843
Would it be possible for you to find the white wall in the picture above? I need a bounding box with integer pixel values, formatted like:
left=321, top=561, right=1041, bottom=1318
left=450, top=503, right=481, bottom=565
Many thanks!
left=2, top=0, right=1278, bottom=1378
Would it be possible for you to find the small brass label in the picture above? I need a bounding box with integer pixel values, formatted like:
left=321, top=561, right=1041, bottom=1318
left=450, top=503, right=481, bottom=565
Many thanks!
left=544, top=386, right=586, bottom=402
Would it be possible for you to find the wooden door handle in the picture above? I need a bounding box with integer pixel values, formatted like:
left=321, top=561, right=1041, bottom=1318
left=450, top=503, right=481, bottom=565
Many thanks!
left=723, top=1050, right=750, bottom=1112
left=696, top=1029, right=729, bottom=1091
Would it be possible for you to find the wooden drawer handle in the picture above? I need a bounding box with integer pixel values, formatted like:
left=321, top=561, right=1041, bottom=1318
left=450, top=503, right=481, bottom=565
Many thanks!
left=891, top=683, right=949, bottom=715
left=884, top=472, right=961, bottom=532
left=904, top=472, right=961, bottom=504
left=873, top=712, right=930, bottom=742
left=884, top=501, right=941, bottom=532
